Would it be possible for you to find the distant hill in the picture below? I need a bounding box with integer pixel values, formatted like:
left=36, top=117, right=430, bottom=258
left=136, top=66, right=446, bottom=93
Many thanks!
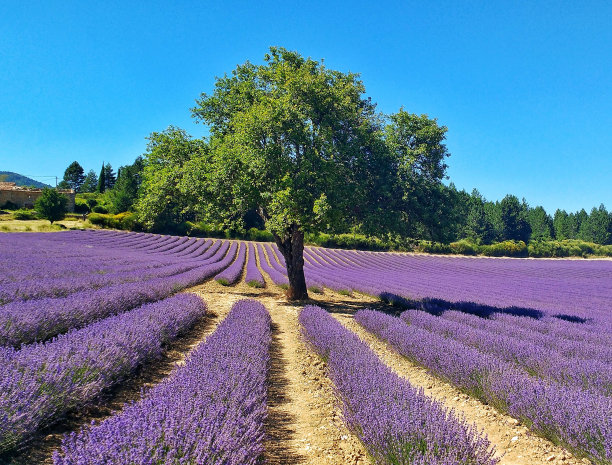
left=0, top=171, right=52, bottom=188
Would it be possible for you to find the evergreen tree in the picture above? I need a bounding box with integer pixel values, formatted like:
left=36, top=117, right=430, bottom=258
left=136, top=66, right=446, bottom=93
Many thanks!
left=107, top=157, right=145, bottom=213
left=463, top=189, right=496, bottom=243
left=527, top=206, right=553, bottom=241
left=553, top=209, right=569, bottom=239
left=499, top=195, right=531, bottom=242
left=104, top=163, right=116, bottom=190
left=81, top=170, right=98, bottom=193
left=62, top=161, right=85, bottom=192
left=97, top=163, right=106, bottom=193
left=579, top=205, right=611, bottom=244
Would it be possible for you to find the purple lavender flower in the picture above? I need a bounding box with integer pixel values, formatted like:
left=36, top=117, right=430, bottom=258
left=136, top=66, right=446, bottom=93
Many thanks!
left=53, top=299, right=270, bottom=465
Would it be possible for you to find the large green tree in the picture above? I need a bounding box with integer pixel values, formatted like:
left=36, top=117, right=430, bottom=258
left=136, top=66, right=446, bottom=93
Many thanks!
left=191, top=47, right=399, bottom=299
left=384, top=110, right=451, bottom=238
left=527, top=205, right=553, bottom=241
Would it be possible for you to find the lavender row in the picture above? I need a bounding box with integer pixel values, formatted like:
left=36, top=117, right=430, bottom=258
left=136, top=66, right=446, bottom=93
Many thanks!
left=54, top=299, right=270, bottom=465
left=0, top=261, right=203, bottom=304
left=256, top=243, right=289, bottom=287
left=402, top=310, right=612, bottom=396
left=355, top=309, right=612, bottom=464
left=327, top=248, right=612, bottom=324
left=245, top=243, right=265, bottom=287
left=0, top=239, right=235, bottom=347
left=436, top=309, right=612, bottom=365
left=299, top=305, right=497, bottom=465
left=0, top=293, right=206, bottom=454
left=215, top=242, right=246, bottom=285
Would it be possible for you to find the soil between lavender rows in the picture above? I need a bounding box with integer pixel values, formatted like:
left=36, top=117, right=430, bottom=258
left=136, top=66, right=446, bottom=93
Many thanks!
left=3, top=272, right=592, bottom=465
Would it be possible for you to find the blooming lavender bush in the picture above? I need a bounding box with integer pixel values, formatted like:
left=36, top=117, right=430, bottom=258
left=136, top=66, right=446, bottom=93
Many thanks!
left=53, top=299, right=270, bottom=465
left=401, top=309, right=612, bottom=395
left=0, top=293, right=206, bottom=454
left=215, top=242, right=246, bottom=285
left=245, top=243, right=265, bottom=287
left=355, top=309, right=612, bottom=464
left=299, top=305, right=498, bottom=465
left=0, top=239, right=235, bottom=347
left=256, top=243, right=289, bottom=287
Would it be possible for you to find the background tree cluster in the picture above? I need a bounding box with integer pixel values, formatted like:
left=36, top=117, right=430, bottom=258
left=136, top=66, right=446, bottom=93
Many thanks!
left=58, top=158, right=144, bottom=214
left=438, top=187, right=612, bottom=245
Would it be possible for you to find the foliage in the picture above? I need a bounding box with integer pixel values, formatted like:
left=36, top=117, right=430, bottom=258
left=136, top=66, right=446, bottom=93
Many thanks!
left=136, top=127, right=208, bottom=231
left=91, top=205, right=108, bottom=214
left=480, top=240, right=528, bottom=257
left=13, top=209, right=38, bottom=220
left=106, top=156, right=144, bottom=213
left=527, top=206, right=553, bottom=241
left=80, top=170, right=98, bottom=193
left=449, top=239, right=478, bottom=255
left=0, top=200, right=19, bottom=210
left=97, top=163, right=106, bottom=193
left=191, top=47, right=438, bottom=298
left=385, top=110, right=451, bottom=238
left=88, top=212, right=141, bottom=230
left=579, top=205, right=611, bottom=244
left=499, top=195, right=531, bottom=242
left=62, top=161, right=85, bottom=192
left=34, top=188, right=67, bottom=223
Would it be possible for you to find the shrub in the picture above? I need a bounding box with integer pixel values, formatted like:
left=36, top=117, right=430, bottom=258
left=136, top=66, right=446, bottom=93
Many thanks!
left=13, top=209, right=38, bottom=220
left=449, top=239, right=478, bottom=255
left=0, top=201, right=19, bottom=210
left=246, top=227, right=275, bottom=242
left=91, top=205, right=108, bottom=214
left=74, top=199, right=90, bottom=214
left=417, top=241, right=452, bottom=254
left=87, top=212, right=141, bottom=231
left=481, top=240, right=528, bottom=257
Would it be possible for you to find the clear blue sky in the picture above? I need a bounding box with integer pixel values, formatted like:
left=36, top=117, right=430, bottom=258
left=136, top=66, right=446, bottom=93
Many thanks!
left=1, top=0, right=610, bottom=213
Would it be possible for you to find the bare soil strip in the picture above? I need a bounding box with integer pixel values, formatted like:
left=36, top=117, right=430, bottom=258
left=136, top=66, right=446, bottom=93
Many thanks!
left=193, top=276, right=369, bottom=465
left=324, top=298, right=591, bottom=465
left=4, top=292, right=229, bottom=465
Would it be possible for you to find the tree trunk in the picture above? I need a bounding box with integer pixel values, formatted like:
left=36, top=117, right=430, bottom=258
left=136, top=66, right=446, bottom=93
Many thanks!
left=275, top=225, right=308, bottom=301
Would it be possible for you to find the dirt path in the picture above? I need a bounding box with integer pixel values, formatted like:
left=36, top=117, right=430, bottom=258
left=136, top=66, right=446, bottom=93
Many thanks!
left=192, top=276, right=369, bottom=465
left=4, top=292, right=229, bottom=465
left=326, top=303, right=590, bottom=465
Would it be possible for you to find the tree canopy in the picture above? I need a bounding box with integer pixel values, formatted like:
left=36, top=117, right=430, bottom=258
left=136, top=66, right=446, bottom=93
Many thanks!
left=185, top=47, right=448, bottom=298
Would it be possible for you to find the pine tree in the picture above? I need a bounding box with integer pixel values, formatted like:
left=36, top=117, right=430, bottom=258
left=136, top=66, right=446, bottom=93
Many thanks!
left=104, top=163, right=116, bottom=190
left=97, top=163, right=106, bottom=193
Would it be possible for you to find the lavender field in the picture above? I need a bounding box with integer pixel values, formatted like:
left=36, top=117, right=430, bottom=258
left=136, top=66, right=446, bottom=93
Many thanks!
left=0, top=230, right=610, bottom=464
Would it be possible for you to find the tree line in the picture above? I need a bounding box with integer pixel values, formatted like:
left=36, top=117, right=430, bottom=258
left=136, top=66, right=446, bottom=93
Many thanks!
left=58, top=158, right=144, bottom=215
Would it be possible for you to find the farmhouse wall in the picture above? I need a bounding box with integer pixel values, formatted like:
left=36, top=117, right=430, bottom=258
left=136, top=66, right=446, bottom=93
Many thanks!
left=0, top=183, right=76, bottom=212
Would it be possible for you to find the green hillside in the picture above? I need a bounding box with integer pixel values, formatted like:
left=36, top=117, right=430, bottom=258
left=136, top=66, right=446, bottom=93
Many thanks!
left=0, top=171, right=51, bottom=188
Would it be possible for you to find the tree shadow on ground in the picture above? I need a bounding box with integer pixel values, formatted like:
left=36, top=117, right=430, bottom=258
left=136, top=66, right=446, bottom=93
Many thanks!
left=377, top=292, right=590, bottom=323
left=285, top=290, right=589, bottom=325
left=264, top=321, right=305, bottom=465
